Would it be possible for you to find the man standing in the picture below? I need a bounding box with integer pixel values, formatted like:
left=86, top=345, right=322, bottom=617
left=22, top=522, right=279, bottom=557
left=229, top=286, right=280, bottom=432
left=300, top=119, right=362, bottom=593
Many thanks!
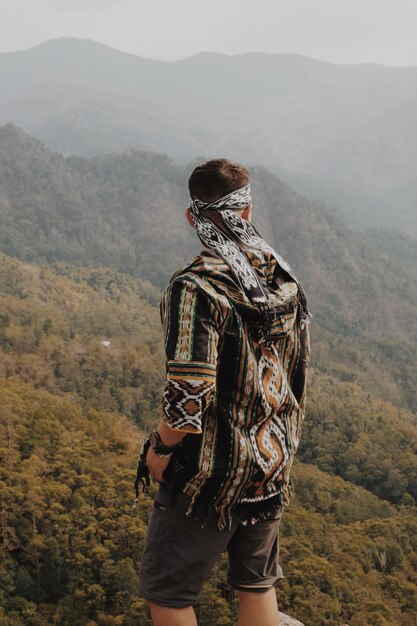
left=134, top=158, right=311, bottom=626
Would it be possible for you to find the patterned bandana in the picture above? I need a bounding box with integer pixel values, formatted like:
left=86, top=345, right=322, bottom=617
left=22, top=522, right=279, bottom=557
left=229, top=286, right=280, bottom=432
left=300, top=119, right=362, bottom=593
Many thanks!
left=189, top=184, right=311, bottom=339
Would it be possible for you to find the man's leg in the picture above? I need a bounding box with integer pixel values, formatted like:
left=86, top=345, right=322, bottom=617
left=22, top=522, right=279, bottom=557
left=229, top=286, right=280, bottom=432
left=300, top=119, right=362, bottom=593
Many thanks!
left=227, top=505, right=285, bottom=626
left=149, top=603, right=198, bottom=626
left=148, top=588, right=279, bottom=626
left=238, top=588, right=279, bottom=626
left=137, top=483, right=238, bottom=623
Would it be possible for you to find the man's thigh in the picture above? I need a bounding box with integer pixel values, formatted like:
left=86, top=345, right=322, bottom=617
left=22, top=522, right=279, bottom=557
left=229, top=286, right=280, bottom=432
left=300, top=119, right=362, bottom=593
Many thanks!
left=137, top=483, right=235, bottom=608
left=226, top=506, right=285, bottom=592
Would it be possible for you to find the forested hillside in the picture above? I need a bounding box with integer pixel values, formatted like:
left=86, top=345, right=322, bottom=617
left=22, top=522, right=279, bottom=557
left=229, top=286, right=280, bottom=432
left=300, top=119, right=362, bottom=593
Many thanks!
left=363, top=227, right=417, bottom=272
left=1, top=253, right=417, bottom=510
left=1, top=253, right=417, bottom=626
left=1, top=124, right=417, bottom=625
left=0, top=255, right=163, bottom=428
left=1, top=124, right=416, bottom=410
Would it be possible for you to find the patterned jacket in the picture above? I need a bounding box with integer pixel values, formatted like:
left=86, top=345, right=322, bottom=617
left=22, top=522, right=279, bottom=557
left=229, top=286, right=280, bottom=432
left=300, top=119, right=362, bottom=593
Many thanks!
left=159, top=247, right=310, bottom=530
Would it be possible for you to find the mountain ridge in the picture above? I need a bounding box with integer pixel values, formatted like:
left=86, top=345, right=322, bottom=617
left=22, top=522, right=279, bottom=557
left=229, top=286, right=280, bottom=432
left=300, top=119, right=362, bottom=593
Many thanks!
left=2, top=37, right=417, bottom=234
left=6, top=37, right=417, bottom=70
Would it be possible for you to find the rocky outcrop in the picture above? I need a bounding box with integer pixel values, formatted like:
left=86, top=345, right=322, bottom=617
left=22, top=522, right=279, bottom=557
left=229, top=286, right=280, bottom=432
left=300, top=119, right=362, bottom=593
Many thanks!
left=279, top=612, right=305, bottom=626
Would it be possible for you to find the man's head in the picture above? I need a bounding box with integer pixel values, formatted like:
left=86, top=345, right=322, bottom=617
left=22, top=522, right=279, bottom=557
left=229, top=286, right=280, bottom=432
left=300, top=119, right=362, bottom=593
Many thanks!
left=186, top=158, right=252, bottom=226
left=189, top=158, right=249, bottom=203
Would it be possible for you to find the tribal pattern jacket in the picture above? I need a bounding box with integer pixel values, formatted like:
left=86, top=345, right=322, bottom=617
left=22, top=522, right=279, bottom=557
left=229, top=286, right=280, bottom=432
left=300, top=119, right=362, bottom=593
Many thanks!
left=137, top=247, right=310, bottom=531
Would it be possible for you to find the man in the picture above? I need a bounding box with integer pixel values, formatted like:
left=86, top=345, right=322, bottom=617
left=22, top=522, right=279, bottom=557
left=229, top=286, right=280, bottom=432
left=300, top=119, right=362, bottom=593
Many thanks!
left=134, top=158, right=311, bottom=626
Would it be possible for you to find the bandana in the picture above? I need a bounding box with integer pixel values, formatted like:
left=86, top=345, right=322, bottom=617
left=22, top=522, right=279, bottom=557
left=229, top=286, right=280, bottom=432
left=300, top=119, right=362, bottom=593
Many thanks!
left=189, top=184, right=311, bottom=344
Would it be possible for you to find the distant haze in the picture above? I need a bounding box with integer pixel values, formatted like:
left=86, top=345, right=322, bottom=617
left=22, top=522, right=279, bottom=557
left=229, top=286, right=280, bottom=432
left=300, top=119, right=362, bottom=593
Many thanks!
left=1, top=0, right=417, bottom=67
left=2, top=38, right=417, bottom=235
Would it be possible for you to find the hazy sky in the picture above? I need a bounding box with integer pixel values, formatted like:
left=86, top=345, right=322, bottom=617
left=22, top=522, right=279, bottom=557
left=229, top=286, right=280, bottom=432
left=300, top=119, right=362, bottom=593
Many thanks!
left=1, top=0, right=417, bottom=66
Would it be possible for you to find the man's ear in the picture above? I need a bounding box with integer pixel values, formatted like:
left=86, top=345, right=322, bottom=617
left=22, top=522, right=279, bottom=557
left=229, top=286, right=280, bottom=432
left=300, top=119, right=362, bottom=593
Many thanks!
left=185, top=206, right=195, bottom=228
left=241, top=204, right=252, bottom=222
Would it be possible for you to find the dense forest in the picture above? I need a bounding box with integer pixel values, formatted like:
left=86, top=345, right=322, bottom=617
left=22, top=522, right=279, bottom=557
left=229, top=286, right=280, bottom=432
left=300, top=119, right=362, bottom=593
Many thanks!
left=1, top=253, right=417, bottom=626
left=1, top=254, right=417, bottom=508
left=0, top=255, right=163, bottom=428
left=0, top=125, right=417, bottom=625
left=3, top=373, right=417, bottom=626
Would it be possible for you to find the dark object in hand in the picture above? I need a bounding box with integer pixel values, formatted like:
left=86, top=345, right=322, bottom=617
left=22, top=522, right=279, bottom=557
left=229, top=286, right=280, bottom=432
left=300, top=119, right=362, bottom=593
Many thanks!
left=132, top=435, right=151, bottom=510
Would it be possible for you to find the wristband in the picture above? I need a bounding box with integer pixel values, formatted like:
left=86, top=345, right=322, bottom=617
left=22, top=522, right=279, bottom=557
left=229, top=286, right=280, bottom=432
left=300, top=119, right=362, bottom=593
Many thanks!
left=149, top=430, right=178, bottom=457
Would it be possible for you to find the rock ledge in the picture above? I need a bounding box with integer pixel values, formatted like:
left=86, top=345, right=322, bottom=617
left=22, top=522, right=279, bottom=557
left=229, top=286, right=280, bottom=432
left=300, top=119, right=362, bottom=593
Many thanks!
left=279, top=612, right=305, bottom=626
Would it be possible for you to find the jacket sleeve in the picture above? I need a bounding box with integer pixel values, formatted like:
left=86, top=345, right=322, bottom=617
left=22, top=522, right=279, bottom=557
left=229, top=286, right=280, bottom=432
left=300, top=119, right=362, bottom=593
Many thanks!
left=160, top=277, right=221, bottom=434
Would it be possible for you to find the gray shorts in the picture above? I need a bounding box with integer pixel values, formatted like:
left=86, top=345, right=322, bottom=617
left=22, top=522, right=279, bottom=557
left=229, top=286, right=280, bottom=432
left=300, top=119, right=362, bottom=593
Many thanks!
left=137, top=481, right=285, bottom=608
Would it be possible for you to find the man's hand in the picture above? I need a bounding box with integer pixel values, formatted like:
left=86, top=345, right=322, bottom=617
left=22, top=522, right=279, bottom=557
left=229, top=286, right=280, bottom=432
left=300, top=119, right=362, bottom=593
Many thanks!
left=145, top=445, right=171, bottom=483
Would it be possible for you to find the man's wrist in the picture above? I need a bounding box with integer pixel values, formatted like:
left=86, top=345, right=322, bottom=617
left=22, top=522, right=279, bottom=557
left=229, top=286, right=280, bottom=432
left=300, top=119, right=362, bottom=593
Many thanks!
left=149, top=430, right=179, bottom=457
left=157, top=420, right=188, bottom=446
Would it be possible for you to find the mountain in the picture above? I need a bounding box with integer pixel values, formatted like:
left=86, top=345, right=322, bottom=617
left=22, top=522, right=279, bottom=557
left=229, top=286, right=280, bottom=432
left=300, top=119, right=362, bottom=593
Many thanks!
left=0, top=81, right=213, bottom=160
left=1, top=124, right=417, bottom=410
left=1, top=124, right=416, bottom=410
left=1, top=38, right=417, bottom=234
left=2, top=44, right=417, bottom=626
left=363, top=226, right=417, bottom=271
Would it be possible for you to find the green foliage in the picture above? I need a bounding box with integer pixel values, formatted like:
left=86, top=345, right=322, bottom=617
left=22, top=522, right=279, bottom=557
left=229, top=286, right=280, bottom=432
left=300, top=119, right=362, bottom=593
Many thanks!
left=0, top=251, right=417, bottom=624
left=0, top=255, right=164, bottom=429
left=298, top=370, right=417, bottom=506
left=0, top=375, right=177, bottom=625
left=2, top=375, right=417, bottom=625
